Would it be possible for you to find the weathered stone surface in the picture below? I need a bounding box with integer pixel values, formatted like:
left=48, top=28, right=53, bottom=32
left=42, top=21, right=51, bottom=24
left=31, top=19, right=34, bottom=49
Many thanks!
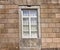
left=1, top=0, right=60, bottom=49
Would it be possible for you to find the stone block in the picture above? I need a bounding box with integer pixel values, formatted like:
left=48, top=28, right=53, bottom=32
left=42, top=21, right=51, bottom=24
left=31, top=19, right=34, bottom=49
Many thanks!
left=0, top=14, right=6, bottom=19
left=42, top=33, right=47, bottom=38
left=0, top=19, right=7, bottom=23
left=42, top=38, right=46, bottom=42
left=42, top=42, right=50, bottom=48
left=48, top=23, right=56, bottom=27
left=5, top=9, right=18, bottom=14
left=49, top=43, right=57, bottom=48
left=46, top=33, right=56, bottom=38
left=51, top=0, right=58, bottom=4
left=57, top=43, right=60, bottom=48
left=27, top=0, right=38, bottom=5
left=7, top=19, right=18, bottom=23
left=0, top=24, right=4, bottom=29
left=0, top=5, right=5, bottom=9
left=6, top=34, right=18, bottom=38
left=41, top=23, right=49, bottom=27
left=45, top=38, right=53, bottom=42
left=17, top=0, right=27, bottom=5
left=6, top=14, right=19, bottom=19
left=5, top=23, right=19, bottom=28
left=41, top=27, right=53, bottom=33
left=56, top=33, right=60, bottom=38
left=56, top=13, right=60, bottom=18
left=41, top=14, right=48, bottom=18
left=0, top=1, right=10, bottom=5
left=52, top=28, right=60, bottom=33
left=0, top=9, right=5, bottom=14
left=5, top=5, right=18, bottom=9
left=53, top=38, right=60, bottom=42
left=7, top=28, right=19, bottom=33
left=41, top=18, right=53, bottom=23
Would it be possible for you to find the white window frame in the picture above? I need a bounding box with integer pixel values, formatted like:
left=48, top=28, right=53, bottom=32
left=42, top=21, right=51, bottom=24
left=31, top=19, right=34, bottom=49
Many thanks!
left=19, top=6, right=41, bottom=38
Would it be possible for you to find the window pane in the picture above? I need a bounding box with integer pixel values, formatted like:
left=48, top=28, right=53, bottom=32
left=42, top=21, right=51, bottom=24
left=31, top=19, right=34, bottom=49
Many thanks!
left=23, top=18, right=29, bottom=25
left=23, top=31, right=30, bottom=38
left=23, top=25, right=29, bottom=31
left=31, top=17, right=38, bottom=38
left=31, top=25, right=37, bottom=31
left=31, top=18, right=37, bottom=25
left=23, top=18, right=29, bottom=38
left=23, top=10, right=29, bottom=16
left=31, top=31, right=37, bottom=38
left=29, top=10, right=37, bottom=17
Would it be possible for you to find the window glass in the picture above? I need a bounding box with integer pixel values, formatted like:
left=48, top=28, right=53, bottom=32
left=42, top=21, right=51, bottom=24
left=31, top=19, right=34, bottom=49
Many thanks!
left=29, top=10, right=37, bottom=17
left=23, top=10, right=29, bottom=16
left=22, top=9, right=38, bottom=38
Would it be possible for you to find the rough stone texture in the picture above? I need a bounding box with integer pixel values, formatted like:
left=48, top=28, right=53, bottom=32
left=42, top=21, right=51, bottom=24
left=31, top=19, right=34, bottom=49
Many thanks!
left=1, top=0, right=60, bottom=50
left=41, top=3, right=60, bottom=48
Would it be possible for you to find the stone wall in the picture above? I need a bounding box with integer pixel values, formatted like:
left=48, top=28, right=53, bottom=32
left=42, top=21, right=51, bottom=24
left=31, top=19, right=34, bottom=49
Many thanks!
left=0, top=0, right=60, bottom=50
left=0, top=4, right=19, bottom=50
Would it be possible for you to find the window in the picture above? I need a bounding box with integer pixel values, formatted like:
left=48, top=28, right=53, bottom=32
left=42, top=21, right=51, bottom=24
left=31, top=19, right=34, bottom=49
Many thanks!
left=22, top=9, right=38, bottom=38
left=19, top=6, right=40, bottom=38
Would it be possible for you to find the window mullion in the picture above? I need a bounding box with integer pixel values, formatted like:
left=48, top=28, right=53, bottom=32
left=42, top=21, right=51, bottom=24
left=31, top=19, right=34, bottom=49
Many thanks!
left=29, top=10, right=31, bottom=38
left=22, top=10, right=23, bottom=38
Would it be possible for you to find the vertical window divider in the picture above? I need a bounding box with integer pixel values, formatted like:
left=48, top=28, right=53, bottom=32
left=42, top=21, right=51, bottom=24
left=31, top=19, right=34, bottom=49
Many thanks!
left=21, top=10, right=23, bottom=38
left=29, top=10, right=31, bottom=38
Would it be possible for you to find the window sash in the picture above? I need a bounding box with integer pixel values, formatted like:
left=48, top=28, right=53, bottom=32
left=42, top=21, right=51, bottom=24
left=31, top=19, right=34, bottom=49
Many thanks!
left=22, top=9, right=38, bottom=38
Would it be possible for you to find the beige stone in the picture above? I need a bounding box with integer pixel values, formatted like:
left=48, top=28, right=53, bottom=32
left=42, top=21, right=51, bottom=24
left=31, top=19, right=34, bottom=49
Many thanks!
left=0, top=1, right=10, bottom=5
left=53, top=38, right=60, bottom=42
left=41, top=27, right=53, bottom=33
left=49, top=43, right=57, bottom=48
left=56, top=43, right=60, bottom=48
left=51, top=0, right=58, bottom=3
left=5, top=8, right=18, bottom=14
left=45, top=38, right=53, bottom=42
left=0, top=5, right=5, bottom=9
left=46, top=33, right=56, bottom=38
left=41, top=9, right=48, bottom=13
left=6, top=34, right=18, bottom=38
left=41, top=18, right=53, bottom=23
left=0, top=24, right=4, bottom=29
left=42, top=38, right=46, bottom=42
left=0, top=9, right=5, bottom=14
left=48, top=23, right=56, bottom=27
left=7, top=28, right=19, bottom=33
left=5, top=23, right=19, bottom=28
left=41, top=4, right=49, bottom=9
left=0, top=0, right=60, bottom=49
left=6, top=14, right=19, bottom=19
left=56, top=23, right=60, bottom=27
left=56, top=13, right=60, bottom=18
left=0, top=14, right=5, bottom=19
left=0, top=19, right=7, bottom=23
left=41, top=23, right=49, bottom=27
left=18, top=0, right=27, bottom=5
left=56, top=33, right=60, bottom=38
left=41, top=14, right=48, bottom=18
left=42, top=42, right=50, bottom=48
left=27, top=0, right=38, bottom=5
left=42, top=33, right=47, bottom=38
left=7, top=19, right=18, bottom=23
left=5, top=5, right=18, bottom=9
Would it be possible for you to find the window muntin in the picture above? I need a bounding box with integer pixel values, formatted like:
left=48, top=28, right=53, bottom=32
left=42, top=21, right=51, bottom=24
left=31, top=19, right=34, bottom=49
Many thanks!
left=22, top=9, right=38, bottom=38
